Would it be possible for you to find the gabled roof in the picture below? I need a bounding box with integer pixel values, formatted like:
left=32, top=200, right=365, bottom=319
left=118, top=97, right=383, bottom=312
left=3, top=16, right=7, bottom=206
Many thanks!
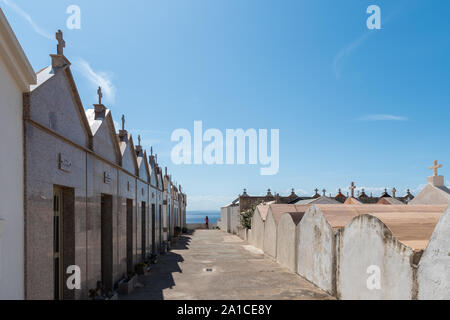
left=85, top=108, right=121, bottom=165
left=0, top=8, right=36, bottom=90
left=377, top=197, right=404, bottom=205
left=31, top=64, right=93, bottom=144
left=137, top=150, right=150, bottom=182
left=294, top=196, right=340, bottom=205
left=411, top=184, right=450, bottom=205
left=118, top=133, right=139, bottom=176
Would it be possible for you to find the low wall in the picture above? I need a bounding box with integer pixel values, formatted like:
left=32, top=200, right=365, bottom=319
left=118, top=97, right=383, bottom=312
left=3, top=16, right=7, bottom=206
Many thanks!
left=276, top=214, right=298, bottom=272
left=263, top=211, right=278, bottom=258
left=297, top=206, right=337, bottom=295
left=337, top=215, right=416, bottom=300
left=418, top=206, right=450, bottom=299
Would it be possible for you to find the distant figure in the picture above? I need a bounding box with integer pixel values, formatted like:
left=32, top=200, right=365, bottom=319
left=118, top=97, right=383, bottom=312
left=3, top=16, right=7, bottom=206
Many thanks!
left=205, top=216, right=209, bottom=229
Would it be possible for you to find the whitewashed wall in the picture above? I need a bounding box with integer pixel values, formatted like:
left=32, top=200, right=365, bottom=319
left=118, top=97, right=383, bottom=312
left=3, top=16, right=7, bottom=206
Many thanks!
left=0, top=55, right=24, bottom=300
left=297, top=206, right=336, bottom=295
left=276, top=214, right=297, bottom=272
left=337, top=215, right=415, bottom=300
left=263, top=211, right=278, bottom=258
left=249, top=209, right=265, bottom=250
left=418, top=206, right=450, bottom=299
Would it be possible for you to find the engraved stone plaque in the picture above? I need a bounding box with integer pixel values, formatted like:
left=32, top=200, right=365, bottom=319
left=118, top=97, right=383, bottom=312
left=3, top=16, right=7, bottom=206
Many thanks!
left=104, top=172, right=112, bottom=184
left=58, top=153, right=72, bottom=173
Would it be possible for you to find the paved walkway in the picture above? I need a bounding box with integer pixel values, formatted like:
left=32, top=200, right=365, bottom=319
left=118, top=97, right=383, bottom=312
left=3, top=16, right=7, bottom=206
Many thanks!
left=121, top=230, right=333, bottom=300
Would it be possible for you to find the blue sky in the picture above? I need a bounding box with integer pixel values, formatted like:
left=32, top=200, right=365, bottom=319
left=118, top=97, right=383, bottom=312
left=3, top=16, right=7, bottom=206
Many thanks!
left=2, top=0, right=450, bottom=210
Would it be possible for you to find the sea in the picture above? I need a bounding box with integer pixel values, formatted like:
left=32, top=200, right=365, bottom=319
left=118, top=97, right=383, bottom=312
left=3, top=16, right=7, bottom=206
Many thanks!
left=186, top=211, right=221, bottom=224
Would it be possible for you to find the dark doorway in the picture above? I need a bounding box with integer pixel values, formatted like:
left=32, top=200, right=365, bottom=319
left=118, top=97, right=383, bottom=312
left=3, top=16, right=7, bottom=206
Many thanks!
left=53, top=186, right=75, bottom=300
left=101, top=194, right=113, bottom=294
left=159, top=205, right=163, bottom=252
left=126, top=199, right=133, bottom=275
left=151, top=204, right=156, bottom=255
left=141, top=202, right=146, bottom=260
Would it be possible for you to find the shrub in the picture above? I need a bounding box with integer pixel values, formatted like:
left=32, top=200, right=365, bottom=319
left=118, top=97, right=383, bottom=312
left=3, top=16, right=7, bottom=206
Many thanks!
left=240, top=205, right=256, bottom=229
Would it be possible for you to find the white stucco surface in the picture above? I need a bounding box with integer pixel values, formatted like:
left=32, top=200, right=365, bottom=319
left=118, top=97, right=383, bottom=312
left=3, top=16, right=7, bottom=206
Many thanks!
left=297, top=206, right=336, bottom=295
left=249, top=206, right=265, bottom=250
left=276, top=213, right=303, bottom=273
left=337, top=215, right=415, bottom=300
left=263, top=211, right=278, bottom=258
left=418, top=206, right=450, bottom=300
left=0, top=8, right=36, bottom=298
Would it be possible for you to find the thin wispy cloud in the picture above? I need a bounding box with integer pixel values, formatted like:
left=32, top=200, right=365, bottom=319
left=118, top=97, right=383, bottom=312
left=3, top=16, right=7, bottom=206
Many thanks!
left=333, top=31, right=373, bottom=79
left=333, top=5, right=405, bottom=79
left=2, top=0, right=52, bottom=39
left=72, top=57, right=116, bottom=105
left=358, top=114, right=408, bottom=121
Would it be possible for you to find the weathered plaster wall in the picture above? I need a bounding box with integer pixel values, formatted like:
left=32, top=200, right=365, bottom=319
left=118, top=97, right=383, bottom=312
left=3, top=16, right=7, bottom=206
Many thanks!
left=276, top=214, right=297, bottom=272
left=229, top=206, right=241, bottom=235
left=249, top=209, right=265, bottom=250
left=263, top=212, right=278, bottom=259
left=297, top=207, right=336, bottom=295
left=337, top=215, right=415, bottom=300
left=418, top=206, right=450, bottom=299
left=0, top=54, right=24, bottom=299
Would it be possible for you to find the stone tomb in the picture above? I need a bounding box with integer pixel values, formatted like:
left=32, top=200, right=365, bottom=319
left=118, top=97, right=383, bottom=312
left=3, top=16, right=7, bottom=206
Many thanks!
left=276, top=212, right=306, bottom=272
left=263, top=205, right=308, bottom=259
left=248, top=203, right=270, bottom=250
left=337, top=205, right=447, bottom=300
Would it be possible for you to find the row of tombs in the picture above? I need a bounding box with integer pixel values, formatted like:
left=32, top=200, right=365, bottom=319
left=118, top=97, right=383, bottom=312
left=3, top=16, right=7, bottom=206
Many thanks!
left=220, top=176, right=450, bottom=300
left=245, top=202, right=449, bottom=300
left=22, top=32, right=187, bottom=300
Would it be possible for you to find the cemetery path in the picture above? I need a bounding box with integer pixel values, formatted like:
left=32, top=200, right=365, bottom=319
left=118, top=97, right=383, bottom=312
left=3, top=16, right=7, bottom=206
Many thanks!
left=120, top=230, right=333, bottom=300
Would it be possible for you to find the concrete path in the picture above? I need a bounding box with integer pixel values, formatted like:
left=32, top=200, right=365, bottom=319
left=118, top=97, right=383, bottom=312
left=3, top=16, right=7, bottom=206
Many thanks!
left=121, top=230, right=333, bottom=300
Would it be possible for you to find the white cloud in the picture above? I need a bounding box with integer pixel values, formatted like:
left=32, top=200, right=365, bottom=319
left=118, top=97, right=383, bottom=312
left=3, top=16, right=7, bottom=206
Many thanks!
left=358, top=114, right=408, bottom=121
left=72, top=57, right=116, bottom=105
left=333, top=32, right=373, bottom=79
left=2, top=0, right=52, bottom=39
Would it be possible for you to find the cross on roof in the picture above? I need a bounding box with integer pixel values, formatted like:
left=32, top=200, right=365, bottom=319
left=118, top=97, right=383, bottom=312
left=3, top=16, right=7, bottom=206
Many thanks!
left=138, top=135, right=141, bottom=146
left=350, top=182, right=356, bottom=198
left=322, top=189, right=326, bottom=196
left=97, top=86, right=103, bottom=105
left=121, top=115, right=125, bottom=131
left=56, top=30, right=65, bottom=55
left=429, top=160, right=443, bottom=177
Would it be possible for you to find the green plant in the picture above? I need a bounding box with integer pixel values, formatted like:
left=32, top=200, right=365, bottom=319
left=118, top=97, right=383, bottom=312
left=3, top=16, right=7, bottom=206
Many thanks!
left=240, top=205, right=255, bottom=229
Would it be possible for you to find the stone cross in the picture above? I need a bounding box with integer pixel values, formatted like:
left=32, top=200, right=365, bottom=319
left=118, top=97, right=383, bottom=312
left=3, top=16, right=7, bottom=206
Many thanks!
left=98, top=87, right=103, bottom=105
left=392, top=187, right=397, bottom=198
left=56, top=30, right=65, bottom=55
left=350, top=182, right=356, bottom=198
left=429, top=160, right=443, bottom=177
left=121, top=115, right=125, bottom=131
left=151, top=146, right=153, bottom=156
left=138, top=135, right=141, bottom=146
left=322, top=189, right=326, bottom=197
left=314, top=188, right=319, bottom=195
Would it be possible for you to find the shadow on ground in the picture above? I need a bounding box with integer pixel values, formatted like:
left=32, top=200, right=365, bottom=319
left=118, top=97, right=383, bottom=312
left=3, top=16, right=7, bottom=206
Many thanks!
left=121, top=233, right=192, bottom=300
